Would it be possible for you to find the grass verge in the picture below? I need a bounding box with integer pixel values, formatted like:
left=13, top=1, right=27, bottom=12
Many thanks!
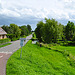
left=0, top=43, right=11, bottom=48
left=6, top=40, right=75, bottom=75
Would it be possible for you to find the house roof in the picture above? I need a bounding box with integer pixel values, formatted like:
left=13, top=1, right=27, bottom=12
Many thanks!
left=0, top=27, right=7, bottom=35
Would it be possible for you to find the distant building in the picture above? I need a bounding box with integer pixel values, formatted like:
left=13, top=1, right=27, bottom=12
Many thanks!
left=0, top=27, right=7, bottom=39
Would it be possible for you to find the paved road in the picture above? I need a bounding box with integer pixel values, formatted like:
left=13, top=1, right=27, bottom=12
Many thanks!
left=0, top=34, right=32, bottom=75
left=0, top=34, right=32, bottom=53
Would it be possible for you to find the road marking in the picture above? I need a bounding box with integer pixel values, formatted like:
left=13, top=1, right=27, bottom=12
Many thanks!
left=0, top=55, right=3, bottom=58
left=6, top=52, right=12, bottom=55
left=0, top=52, right=12, bottom=54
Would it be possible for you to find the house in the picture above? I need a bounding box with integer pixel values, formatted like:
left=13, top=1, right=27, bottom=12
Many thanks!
left=0, top=27, right=7, bottom=39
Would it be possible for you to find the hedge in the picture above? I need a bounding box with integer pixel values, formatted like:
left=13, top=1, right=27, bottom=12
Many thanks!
left=0, top=38, right=11, bottom=45
left=7, top=34, right=20, bottom=41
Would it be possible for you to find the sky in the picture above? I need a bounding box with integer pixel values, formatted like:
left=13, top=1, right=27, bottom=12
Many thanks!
left=0, top=0, right=75, bottom=30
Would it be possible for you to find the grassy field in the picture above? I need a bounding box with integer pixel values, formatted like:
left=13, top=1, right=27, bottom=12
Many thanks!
left=50, top=45, right=75, bottom=56
left=0, top=43, right=11, bottom=48
left=6, top=40, right=75, bottom=75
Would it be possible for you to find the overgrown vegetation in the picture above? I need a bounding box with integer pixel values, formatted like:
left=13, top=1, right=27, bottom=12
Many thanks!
left=6, top=40, right=75, bottom=75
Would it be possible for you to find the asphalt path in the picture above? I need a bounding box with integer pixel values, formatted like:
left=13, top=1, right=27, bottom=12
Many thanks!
left=0, top=34, right=32, bottom=75
left=0, top=34, right=32, bottom=53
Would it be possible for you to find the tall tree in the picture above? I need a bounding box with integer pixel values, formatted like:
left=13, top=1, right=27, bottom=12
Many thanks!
left=58, top=23, right=64, bottom=40
left=27, top=24, right=32, bottom=34
left=42, top=18, right=59, bottom=43
left=35, top=18, right=60, bottom=43
left=65, top=21, right=75, bottom=40
left=10, top=24, right=21, bottom=38
left=1, top=25, right=10, bottom=34
left=20, top=25, right=29, bottom=36
left=35, top=21, right=44, bottom=42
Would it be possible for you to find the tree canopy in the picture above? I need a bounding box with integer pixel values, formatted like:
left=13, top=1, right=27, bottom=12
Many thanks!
left=2, top=24, right=32, bottom=41
left=35, top=18, right=75, bottom=44
left=19, top=25, right=29, bottom=36
left=64, top=21, right=75, bottom=41
left=27, top=24, right=32, bottom=34
left=35, top=18, right=63, bottom=43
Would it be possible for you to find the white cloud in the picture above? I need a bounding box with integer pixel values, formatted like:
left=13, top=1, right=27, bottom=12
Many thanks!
left=15, top=8, right=33, bottom=16
left=64, top=0, right=72, bottom=2
left=14, top=8, right=49, bottom=19
left=0, top=0, right=75, bottom=30
left=0, top=0, right=1, bottom=3
left=0, top=8, right=20, bottom=17
left=34, top=8, right=49, bottom=18
left=0, top=0, right=1, bottom=5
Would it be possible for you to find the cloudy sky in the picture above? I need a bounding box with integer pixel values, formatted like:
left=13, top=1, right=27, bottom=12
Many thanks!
left=0, top=0, right=75, bottom=30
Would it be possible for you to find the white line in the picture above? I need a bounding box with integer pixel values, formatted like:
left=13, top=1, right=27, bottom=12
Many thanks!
left=0, top=55, right=3, bottom=58
left=6, top=52, right=12, bottom=55
left=0, top=52, right=12, bottom=54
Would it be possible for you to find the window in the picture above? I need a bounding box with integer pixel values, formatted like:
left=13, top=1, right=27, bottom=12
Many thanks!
left=2, top=35, right=4, bottom=38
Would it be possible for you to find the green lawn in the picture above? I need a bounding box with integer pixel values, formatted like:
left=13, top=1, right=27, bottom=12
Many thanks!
left=50, top=45, right=75, bottom=56
left=6, top=40, right=75, bottom=75
left=0, top=43, right=11, bottom=48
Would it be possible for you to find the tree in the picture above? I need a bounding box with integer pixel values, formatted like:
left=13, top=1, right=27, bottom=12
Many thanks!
left=41, top=18, right=59, bottom=43
left=35, top=18, right=61, bottom=43
left=27, top=24, right=32, bottom=34
left=35, top=21, right=44, bottom=42
left=10, top=24, right=21, bottom=38
left=58, top=23, right=64, bottom=40
left=65, top=21, right=75, bottom=41
left=20, top=25, right=29, bottom=36
left=1, top=25, right=10, bottom=34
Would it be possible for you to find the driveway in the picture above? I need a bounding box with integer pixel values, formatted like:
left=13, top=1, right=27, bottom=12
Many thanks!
left=0, top=34, right=32, bottom=75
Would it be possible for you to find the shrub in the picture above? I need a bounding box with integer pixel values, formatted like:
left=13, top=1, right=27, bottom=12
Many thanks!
left=0, top=38, right=11, bottom=45
left=7, top=34, right=16, bottom=40
left=68, top=41, right=75, bottom=46
left=11, top=37, right=20, bottom=41
left=7, top=34, right=20, bottom=41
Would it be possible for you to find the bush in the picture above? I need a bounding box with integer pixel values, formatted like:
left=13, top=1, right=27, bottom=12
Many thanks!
left=11, top=37, right=20, bottom=41
left=7, top=34, right=16, bottom=40
left=57, top=40, right=68, bottom=46
left=7, top=34, right=20, bottom=41
left=0, top=38, right=11, bottom=45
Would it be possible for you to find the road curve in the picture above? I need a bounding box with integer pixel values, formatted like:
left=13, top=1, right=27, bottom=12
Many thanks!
left=0, top=34, right=32, bottom=75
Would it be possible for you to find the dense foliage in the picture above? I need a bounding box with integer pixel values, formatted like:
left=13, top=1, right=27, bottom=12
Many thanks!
left=19, top=25, right=32, bottom=36
left=64, top=21, right=75, bottom=41
left=0, top=38, right=11, bottom=45
left=35, top=18, right=64, bottom=43
left=27, top=24, right=32, bottom=34
left=35, top=18, right=75, bottom=44
left=2, top=24, right=32, bottom=41
left=19, top=25, right=29, bottom=36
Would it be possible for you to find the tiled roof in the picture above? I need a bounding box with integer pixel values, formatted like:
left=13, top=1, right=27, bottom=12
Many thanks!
left=0, top=27, right=7, bottom=35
